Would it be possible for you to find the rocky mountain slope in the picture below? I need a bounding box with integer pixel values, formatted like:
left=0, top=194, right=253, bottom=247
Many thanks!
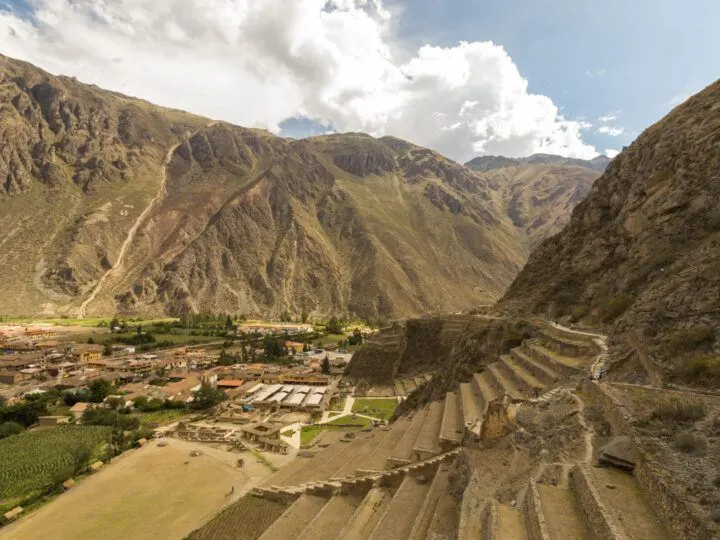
left=477, top=164, right=599, bottom=251
left=466, top=153, right=611, bottom=173
left=501, top=79, right=720, bottom=376
left=0, top=54, right=594, bottom=319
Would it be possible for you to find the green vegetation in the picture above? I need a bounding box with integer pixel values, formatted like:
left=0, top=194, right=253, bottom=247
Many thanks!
left=649, top=399, right=707, bottom=423
left=300, top=425, right=324, bottom=446
left=673, top=431, right=707, bottom=453
left=325, top=415, right=373, bottom=428
left=351, top=398, right=398, bottom=421
left=666, top=327, right=716, bottom=354
left=599, top=293, right=635, bottom=322
left=300, top=415, right=373, bottom=446
left=191, top=384, right=227, bottom=410
left=0, top=425, right=109, bottom=512
left=675, top=355, right=720, bottom=386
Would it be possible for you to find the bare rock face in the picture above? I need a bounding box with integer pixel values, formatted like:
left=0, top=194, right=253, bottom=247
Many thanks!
left=501, top=79, right=720, bottom=366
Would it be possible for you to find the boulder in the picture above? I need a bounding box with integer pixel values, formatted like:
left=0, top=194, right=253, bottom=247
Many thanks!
left=598, top=435, right=636, bottom=471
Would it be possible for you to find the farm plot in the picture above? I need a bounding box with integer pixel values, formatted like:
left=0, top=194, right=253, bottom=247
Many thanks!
left=0, top=425, right=109, bottom=512
left=188, top=494, right=288, bottom=540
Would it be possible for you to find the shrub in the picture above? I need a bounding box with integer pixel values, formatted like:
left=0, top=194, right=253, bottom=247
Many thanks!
left=599, top=293, right=634, bottom=322
left=667, top=327, right=716, bottom=354
left=650, top=399, right=707, bottom=423
left=673, top=431, right=707, bottom=453
left=675, top=356, right=720, bottom=386
left=569, top=305, right=588, bottom=322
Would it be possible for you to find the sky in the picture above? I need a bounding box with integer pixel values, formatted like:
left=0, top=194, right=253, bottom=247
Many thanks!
left=0, top=0, right=718, bottom=164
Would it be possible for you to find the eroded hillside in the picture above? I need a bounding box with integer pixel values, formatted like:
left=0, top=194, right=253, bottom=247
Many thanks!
left=501, top=79, right=720, bottom=382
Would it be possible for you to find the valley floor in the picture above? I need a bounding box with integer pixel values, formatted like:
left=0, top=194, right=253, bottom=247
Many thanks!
left=1, top=438, right=293, bottom=540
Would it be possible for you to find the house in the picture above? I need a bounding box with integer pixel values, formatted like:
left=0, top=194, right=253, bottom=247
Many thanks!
left=164, top=377, right=202, bottom=403
left=285, top=341, right=305, bottom=354
left=217, top=379, right=244, bottom=389
left=70, top=402, right=91, bottom=421
left=0, top=370, right=30, bottom=385
left=71, top=345, right=103, bottom=364
left=25, top=328, right=57, bottom=340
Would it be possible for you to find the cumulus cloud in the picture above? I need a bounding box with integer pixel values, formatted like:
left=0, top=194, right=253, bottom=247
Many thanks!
left=605, top=149, right=620, bottom=158
left=596, top=125, right=624, bottom=137
left=0, top=0, right=597, bottom=161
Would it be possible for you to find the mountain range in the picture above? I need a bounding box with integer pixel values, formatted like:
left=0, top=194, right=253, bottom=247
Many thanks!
left=0, top=54, right=604, bottom=319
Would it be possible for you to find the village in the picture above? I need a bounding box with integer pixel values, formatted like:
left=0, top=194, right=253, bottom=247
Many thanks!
left=0, top=316, right=418, bottom=537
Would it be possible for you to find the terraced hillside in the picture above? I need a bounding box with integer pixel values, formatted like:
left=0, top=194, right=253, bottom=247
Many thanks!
left=192, top=321, right=716, bottom=539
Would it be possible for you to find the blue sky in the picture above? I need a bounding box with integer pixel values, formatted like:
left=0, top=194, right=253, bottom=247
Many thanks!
left=0, top=0, right=718, bottom=162
left=382, top=0, right=720, bottom=155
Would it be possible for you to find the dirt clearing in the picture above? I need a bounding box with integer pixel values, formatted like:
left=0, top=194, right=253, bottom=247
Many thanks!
left=1, top=438, right=285, bottom=540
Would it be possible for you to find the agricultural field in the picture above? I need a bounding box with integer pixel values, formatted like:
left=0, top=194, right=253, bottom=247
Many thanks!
left=351, top=398, right=399, bottom=421
left=188, top=494, right=288, bottom=540
left=1, top=438, right=274, bottom=540
left=0, top=425, right=109, bottom=512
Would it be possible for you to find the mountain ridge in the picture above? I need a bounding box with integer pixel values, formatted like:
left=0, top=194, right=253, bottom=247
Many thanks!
left=465, top=153, right=611, bottom=173
left=0, top=54, right=598, bottom=319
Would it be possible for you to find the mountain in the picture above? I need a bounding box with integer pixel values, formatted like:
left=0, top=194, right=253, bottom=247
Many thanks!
left=0, top=54, right=601, bottom=319
left=478, top=164, right=599, bottom=251
left=0, top=54, right=531, bottom=319
left=465, top=153, right=611, bottom=173
left=501, top=79, right=720, bottom=378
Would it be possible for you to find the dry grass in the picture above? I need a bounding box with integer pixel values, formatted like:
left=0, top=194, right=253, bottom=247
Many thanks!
left=1, top=439, right=261, bottom=540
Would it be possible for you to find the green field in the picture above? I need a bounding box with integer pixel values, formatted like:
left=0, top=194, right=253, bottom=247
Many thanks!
left=135, top=409, right=188, bottom=427
left=351, top=398, right=398, bottom=421
left=300, top=415, right=373, bottom=446
left=0, top=425, right=109, bottom=512
left=0, top=316, right=178, bottom=327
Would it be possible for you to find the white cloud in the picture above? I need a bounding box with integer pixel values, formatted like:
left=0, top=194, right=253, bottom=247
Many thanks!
left=596, top=125, right=624, bottom=137
left=0, top=0, right=597, bottom=161
left=598, top=113, right=618, bottom=123
left=605, top=149, right=620, bottom=158
left=585, top=68, right=606, bottom=79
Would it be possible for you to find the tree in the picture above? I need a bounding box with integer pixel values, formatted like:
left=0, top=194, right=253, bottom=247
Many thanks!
left=225, top=315, right=234, bottom=330
left=109, top=317, right=120, bottom=332
left=263, top=335, right=285, bottom=359
left=136, top=324, right=143, bottom=335
left=321, top=355, right=331, bottom=375
left=102, top=343, right=113, bottom=356
left=88, top=378, right=113, bottom=403
left=326, top=316, right=343, bottom=334
left=0, top=421, right=24, bottom=439
left=191, top=384, right=226, bottom=410
left=301, top=310, right=309, bottom=324
left=279, top=311, right=292, bottom=323
left=87, top=337, right=95, bottom=344
left=0, top=395, right=6, bottom=408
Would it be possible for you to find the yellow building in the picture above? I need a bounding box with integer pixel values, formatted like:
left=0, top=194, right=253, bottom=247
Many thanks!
left=71, top=344, right=103, bottom=363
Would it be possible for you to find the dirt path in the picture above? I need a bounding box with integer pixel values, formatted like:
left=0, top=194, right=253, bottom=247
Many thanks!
left=77, top=139, right=183, bottom=318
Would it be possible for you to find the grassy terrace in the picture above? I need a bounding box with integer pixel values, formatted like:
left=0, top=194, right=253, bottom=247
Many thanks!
left=300, top=415, right=374, bottom=447
left=351, top=398, right=398, bottom=421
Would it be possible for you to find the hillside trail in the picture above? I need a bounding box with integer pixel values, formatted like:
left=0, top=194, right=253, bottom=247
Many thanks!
left=77, top=134, right=193, bottom=318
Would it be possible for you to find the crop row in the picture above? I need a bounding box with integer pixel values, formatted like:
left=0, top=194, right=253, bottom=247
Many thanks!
left=0, top=425, right=109, bottom=501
